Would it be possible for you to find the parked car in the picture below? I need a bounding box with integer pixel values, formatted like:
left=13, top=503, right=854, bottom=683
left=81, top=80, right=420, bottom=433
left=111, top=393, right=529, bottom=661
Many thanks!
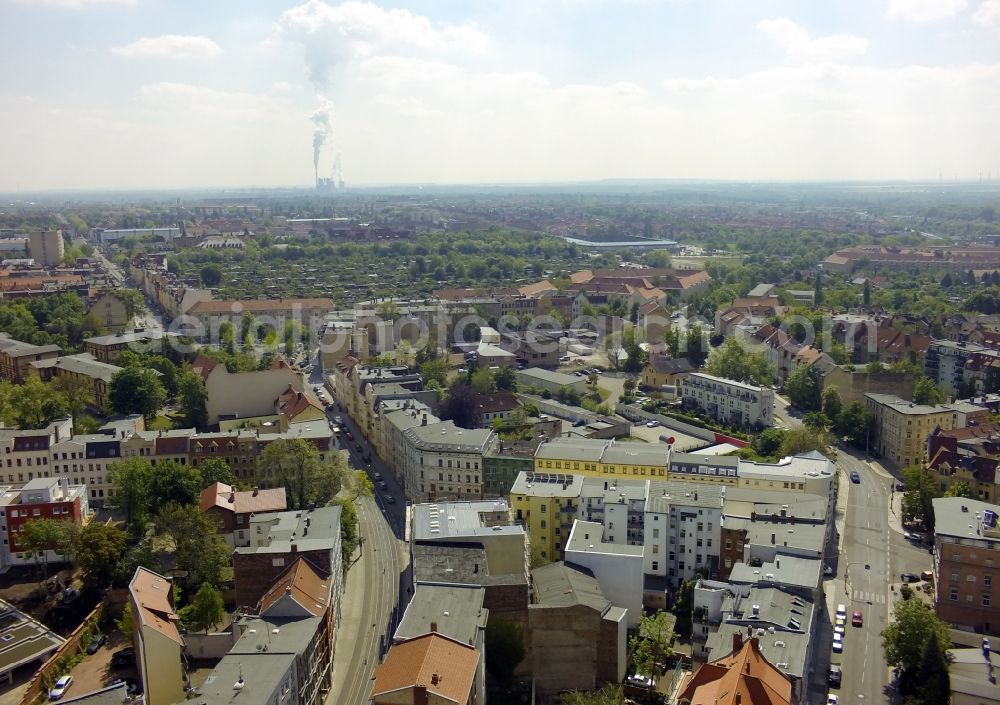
left=62, top=587, right=80, bottom=604
left=86, top=633, right=106, bottom=654
left=373, top=472, right=382, bottom=480
left=850, top=471, right=861, bottom=484
left=896, top=482, right=905, bottom=491
left=823, top=564, right=834, bottom=576
left=921, top=570, right=934, bottom=582
left=852, top=610, right=863, bottom=627
left=384, top=495, right=396, bottom=504
left=110, top=648, right=135, bottom=669
left=334, top=416, right=343, bottom=424
left=355, top=444, right=363, bottom=453
left=645, top=420, right=659, bottom=428
left=625, top=674, right=654, bottom=689
left=836, top=604, right=847, bottom=620
left=828, top=664, right=842, bottom=687
left=827, top=695, right=839, bottom=705
left=378, top=481, right=388, bottom=490
left=901, top=572, right=920, bottom=583
left=832, top=633, right=844, bottom=653
left=49, top=675, right=73, bottom=700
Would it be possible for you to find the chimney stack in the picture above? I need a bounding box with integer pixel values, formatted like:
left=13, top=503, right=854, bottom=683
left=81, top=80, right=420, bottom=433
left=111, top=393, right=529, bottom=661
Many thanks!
left=291, top=544, right=298, bottom=553
left=430, top=621, right=437, bottom=632
left=733, top=631, right=743, bottom=652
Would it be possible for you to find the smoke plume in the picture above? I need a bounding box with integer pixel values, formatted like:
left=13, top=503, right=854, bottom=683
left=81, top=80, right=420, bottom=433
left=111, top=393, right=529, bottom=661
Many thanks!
left=310, top=103, right=333, bottom=178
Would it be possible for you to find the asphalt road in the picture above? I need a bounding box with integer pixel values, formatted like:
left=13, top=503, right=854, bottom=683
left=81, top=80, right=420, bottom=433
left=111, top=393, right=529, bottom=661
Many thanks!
left=773, top=394, right=803, bottom=430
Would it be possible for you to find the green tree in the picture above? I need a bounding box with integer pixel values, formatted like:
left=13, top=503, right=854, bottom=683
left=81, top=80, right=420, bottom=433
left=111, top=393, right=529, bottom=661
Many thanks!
left=257, top=438, right=345, bottom=510
left=629, top=610, right=674, bottom=676
left=350, top=470, right=374, bottom=499
left=778, top=428, right=829, bottom=457
left=835, top=401, right=870, bottom=448
left=821, top=386, right=843, bottom=422
left=116, top=603, right=134, bottom=644
left=907, top=629, right=950, bottom=705
left=470, top=368, right=496, bottom=394
left=375, top=300, right=400, bottom=321
left=108, top=458, right=153, bottom=534
left=913, top=376, right=946, bottom=406
left=943, top=480, right=976, bottom=499
left=495, top=365, right=517, bottom=391
left=419, top=358, right=450, bottom=388
left=785, top=364, right=823, bottom=410
left=179, top=582, right=225, bottom=633
left=439, top=380, right=480, bottom=429
left=484, top=618, right=525, bottom=683
left=560, top=685, right=624, bottom=705
left=177, top=365, right=208, bottom=428
left=200, top=264, right=223, bottom=287
left=332, top=497, right=358, bottom=564
left=0, top=377, right=69, bottom=430
left=149, top=460, right=203, bottom=507
left=109, top=366, right=167, bottom=419
left=753, top=428, right=786, bottom=457
left=882, top=597, right=951, bottom=674
left=814, top=270, right=824, bottom=306
left=75, top=523, right=127, bottom=588
left=21, top=519, right=75, bottom=578
left=198, top=458, right=236, bottom=487
left=901, top=465, right=941, bottom=530
left=155, top=504, right=230, bottom=592
left=705, top=338, right=773, bottom=385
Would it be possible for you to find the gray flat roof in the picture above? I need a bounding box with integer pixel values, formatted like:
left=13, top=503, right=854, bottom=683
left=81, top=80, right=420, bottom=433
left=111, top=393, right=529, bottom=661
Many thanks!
left=864, top=393, right=950, bottom=415
left=403, top=420, right=493, bottom=453
left=411, top=544, right=527, bottom=586
left=601, top=444, right=670, bottom=467
left=580, top=476, right=647, bottom=504
left=59, top=683, right=128, bottom=705
left=30, top=354, right=122, bottom=383
left=235, top=505, right=341, bottom=555
left=84, top=330, right=178, bottom=346
left=511, top=472, right=583, bottom=498
left=532, top=561, right=610, bottom=612
left=728, top=556, right=822, bottom=591
left=947, top=647, right=1000, bottom=700
left=0, top=599, right=65, bottom=677
left=747, top=521, right=825, bottom=554
left=646, top=480, right=725, bottom=514
left=565, top=520, right=644, bottom=557
left=412, top=500, right=523, bottom=541
left=395, top=584, right=486, bottom=647
left=933, top=497, right=1000, bottom=542
left=195, top=651, right=297, bottom=705
left=534, top=437, right=610, bottom=463
left=515, top=368, right=583, bottom=386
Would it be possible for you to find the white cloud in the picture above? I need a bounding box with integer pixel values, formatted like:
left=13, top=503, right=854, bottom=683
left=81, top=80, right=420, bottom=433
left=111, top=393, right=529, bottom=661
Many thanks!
left=271, top=81, right=295, bottom=92
left=886, top=0, right=968, bottom=22
left=8, top=0, right=135, bottom=7
left=973, top=0, right=1000, bottom=28
left=111, top=34, right=221, bottom=59
left=757, top=18, right=867, bottom=61
left=278, top=0, right=490, bottom=90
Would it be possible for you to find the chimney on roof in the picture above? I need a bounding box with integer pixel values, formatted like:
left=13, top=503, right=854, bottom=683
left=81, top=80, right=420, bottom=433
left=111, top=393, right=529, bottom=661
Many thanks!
left=733, top=631, right=743, bottom=652
left=291, top=544, right=297, bottom=553
left=430, top=621, right=437, bottom=632
left=430, top=674, right=440, bottom=686
left=422, top=414, right=427, bottom=426
left=228, top=492, right=235, bottom=503
left=253, top=487, right=259, bottom=496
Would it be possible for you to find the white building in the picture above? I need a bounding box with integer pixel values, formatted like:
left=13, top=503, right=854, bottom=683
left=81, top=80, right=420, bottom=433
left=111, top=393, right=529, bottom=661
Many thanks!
left=564, top=519, right=645, bottom=627
left=644, top=481, right=725, bottom=587
left=401, top=421, right=494, bottom=501
left=93, top=227, right=180, bottom=244
left=680, top=372, right=774, bottom=428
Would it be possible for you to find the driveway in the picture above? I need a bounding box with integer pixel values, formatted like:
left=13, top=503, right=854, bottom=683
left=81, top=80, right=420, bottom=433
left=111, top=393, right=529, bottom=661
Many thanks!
left=66, top=632, right=135, bottom=697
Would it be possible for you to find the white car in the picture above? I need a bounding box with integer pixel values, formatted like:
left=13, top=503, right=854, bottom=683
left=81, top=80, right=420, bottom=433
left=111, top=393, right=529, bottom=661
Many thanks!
left=49, top=675, right=73, bottom=700
left=827, top=696, right=839, bottom=705
left=645, top=420, right=660, bottom=428
left=832, top=633, right=844, bottom=653
left=836, top=604, right=847, bottom=620
left=626, top=674, right=654, bottom=688
left=834, top=624, right=845, bottom=637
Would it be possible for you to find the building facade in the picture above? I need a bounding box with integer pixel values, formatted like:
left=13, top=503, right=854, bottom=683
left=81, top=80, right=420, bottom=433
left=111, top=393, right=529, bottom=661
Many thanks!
left=681, top=372, right=774, bottom=428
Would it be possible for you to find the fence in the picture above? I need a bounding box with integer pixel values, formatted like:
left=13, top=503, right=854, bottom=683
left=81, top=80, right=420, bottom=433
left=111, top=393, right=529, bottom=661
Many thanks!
left=19, top=597, right=107, bottom=705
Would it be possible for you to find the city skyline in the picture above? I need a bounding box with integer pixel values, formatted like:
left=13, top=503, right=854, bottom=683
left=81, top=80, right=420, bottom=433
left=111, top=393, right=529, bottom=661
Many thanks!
left=2, top=0, right=999, bottom=191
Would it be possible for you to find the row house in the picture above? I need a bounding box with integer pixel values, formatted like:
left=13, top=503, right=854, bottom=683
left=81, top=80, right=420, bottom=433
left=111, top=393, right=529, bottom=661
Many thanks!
left=680, top=372, right=775, bottom=429
left=0, top=334, right=60, bottom=383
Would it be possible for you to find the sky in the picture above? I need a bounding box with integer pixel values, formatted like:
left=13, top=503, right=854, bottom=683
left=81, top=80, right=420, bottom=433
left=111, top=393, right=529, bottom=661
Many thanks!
left=1, top=0, right=999, bottom=190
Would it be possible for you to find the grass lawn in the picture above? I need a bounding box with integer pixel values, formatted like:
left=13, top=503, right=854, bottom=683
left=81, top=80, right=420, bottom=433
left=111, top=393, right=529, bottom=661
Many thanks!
left=148, top=416, right=173, bottom=431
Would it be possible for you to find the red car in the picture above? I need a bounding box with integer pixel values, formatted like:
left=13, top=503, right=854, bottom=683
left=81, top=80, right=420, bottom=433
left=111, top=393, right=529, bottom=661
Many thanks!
left=852, top=610, right=863, bottom=627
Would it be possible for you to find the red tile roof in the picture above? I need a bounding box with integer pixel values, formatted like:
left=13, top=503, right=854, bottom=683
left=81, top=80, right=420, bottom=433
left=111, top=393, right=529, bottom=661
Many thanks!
left=199, top=482, right=287, bottom=515
left=258, top=557, right=331, bottom=617
left=371, top=633, right=479, bottom=705
left=129, top=567, right=183, bottom=646
left=677, top=635, right=792, bottom=705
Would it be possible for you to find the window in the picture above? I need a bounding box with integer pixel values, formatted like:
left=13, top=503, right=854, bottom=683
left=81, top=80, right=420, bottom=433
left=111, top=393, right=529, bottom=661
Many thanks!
left=540, top=520, right=547, bottom=529
left=272, top=558, right=284, bottom=567
left=652, top=561, right=659, bottom=571
left=985, top=595, right=992, bottom=607
left=968, top=575, right=977, bottom=583
left=652, top=528, right=659, bottom=539
left=540, top=504, right=546, bottom=513
left=987, top=575, right=993, bottom=587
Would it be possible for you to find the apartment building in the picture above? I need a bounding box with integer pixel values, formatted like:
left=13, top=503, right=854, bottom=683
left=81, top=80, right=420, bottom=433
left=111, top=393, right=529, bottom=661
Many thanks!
left=0, top=419, right=71, bottom=486
left=933, top=497, right=1000, bottom=635
left=533, top=437, right=669, bottom=481
left=563, top=520, right=645, bottom=627
left=26, top=230, right=64, bottom=266
left=644, top=481, right=724, bottom=587
left=925, top=340, right=995, bottom=395
left=129, top=567, right=185, bottom=705
left=400, top=421, right=493, bottom=501
left=184, top=298, right=334, bottom=342
left=48, top=435, right=122, bottom=504
left=0, top=334, right=60, bottom=383
left=509, top=472, right=582, bottom=563
left=83, top=330, right=178, bottom=363
left=0, top=478, right=88, bottom=571
left=681, top=372, right=774, bottom=428
left=371, top=633, right=481, bottom=705
left=30, top=353, right=124, bottom=414
left=866, top=393, right=957, bottom=467
left=199, top=482, right=287, bottom=548
left=87, top=291, right=135, bottom=332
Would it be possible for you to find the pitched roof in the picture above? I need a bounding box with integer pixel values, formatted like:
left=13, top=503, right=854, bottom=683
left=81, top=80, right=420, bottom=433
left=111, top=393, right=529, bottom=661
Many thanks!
left=531, top=561, right=610, bottom=612
left=473, top=391, right=521, bottom=415
left=257, top=557, right=331, bottom=617
left=518, top=280, right=556, bottom=297
left=276, top=386, right=325, bottom=421
left=645, top=354, right=694, bottom=375
left=371, top=633, right=479, bottom=704
left=191, top=354, right=219, bottom=382
left=199, top=482, right=287, bottom=515
left=677, top=634, right=793, bottom=705
left=129, top=567, right=183, bottom=646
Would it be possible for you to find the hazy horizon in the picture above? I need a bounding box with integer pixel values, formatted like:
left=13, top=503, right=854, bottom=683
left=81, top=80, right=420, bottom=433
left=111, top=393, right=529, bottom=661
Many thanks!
left=3, top=0, right=999, bottom=191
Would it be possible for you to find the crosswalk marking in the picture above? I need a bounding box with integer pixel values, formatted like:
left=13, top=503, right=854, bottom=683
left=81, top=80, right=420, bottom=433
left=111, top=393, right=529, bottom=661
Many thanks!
left=852, top=589, right=886, bottom=604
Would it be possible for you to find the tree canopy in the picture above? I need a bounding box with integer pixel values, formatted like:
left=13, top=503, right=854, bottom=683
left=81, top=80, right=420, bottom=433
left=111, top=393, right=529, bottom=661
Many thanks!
left=705, top=338, right=773, bottom=386
left=257, top=438, right=345, bottom=510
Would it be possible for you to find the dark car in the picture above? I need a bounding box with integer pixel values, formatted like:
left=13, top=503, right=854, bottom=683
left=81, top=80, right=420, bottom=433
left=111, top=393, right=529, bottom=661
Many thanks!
left=828, top=664, right=842, bottom=688
left=901, top=572, right=920, bottom=583
left=85, top=633, right=106, bottom=654
left=896, top=482, right=905, bottom=491
left=110, top=648, right=135, bottom=669
left=850, top=471, right=861, bottom=484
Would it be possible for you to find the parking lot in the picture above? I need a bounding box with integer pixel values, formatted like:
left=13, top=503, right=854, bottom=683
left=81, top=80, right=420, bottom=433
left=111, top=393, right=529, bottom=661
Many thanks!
left=64, top=631, right=137, bottom=699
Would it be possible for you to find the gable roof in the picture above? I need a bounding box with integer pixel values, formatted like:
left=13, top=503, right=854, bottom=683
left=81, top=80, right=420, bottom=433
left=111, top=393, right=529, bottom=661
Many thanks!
left=645, top=354, right=694, bottom=375
left=191, top=354, right=219, bottom=382
left=199, top=482, right=287, bottom=515
left=677, top=634, right=793, bottom=705
left=473, top=391, right=521, bottom=415
left=276, top=386, right=325, bottom=421
left=129, top=567, right=183, bottom=646
left=257, top=557, right=331, bottom=617
left=371, top=633, right=479, bottom=705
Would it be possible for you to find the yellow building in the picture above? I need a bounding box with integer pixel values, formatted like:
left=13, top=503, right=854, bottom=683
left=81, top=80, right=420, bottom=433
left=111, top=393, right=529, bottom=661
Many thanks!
left=533, top=438, right=670, bottom=480
left=510, top=471, right=582, bottom=563
left=129, top=567, right=186, bottom=705
left=865, top=393, right=956, bottom=468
